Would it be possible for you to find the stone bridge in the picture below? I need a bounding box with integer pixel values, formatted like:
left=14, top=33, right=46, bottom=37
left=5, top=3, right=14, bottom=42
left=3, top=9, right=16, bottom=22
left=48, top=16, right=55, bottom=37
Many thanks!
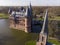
left=36, top=9, right=48, bottom=45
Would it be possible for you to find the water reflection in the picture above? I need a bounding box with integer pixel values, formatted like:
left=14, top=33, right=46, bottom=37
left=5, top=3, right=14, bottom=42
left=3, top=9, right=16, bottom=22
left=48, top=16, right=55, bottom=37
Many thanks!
left=0, top=19, right=38, bottom=45
left=0, top=19, right=12, bottom=45
left=0, top=19, right=11, bottom=36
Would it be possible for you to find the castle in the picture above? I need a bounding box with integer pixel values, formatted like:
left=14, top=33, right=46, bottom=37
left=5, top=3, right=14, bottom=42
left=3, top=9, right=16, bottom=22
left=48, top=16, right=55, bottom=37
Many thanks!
left=8, top=3, right=32, bottom=33
left=8, top=3, right=49, bottom=45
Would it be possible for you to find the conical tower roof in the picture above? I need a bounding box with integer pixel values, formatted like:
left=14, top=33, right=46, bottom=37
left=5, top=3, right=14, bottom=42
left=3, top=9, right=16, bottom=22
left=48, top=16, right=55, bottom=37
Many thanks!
left=25, top=3, right=32, bottom=17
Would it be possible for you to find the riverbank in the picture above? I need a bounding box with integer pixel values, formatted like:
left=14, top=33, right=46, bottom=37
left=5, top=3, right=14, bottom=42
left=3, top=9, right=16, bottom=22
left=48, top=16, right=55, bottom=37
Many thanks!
left=0, top=13, right=9, bottom=19
left=48, top=39, right=60, bottom=45
left=10, top=28, right=39, bottom=45
left=25, top=38, right=60, bottom=45
left=0, top=19, right=60, bottom=45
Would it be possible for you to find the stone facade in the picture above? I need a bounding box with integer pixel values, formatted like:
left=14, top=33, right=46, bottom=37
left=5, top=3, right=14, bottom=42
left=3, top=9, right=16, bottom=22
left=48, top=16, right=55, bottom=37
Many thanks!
left=8, top=3, right=32, bottom=33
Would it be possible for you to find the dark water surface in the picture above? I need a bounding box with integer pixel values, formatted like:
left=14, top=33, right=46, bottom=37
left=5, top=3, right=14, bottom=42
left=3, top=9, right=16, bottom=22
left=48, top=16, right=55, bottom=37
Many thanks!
left=0, top=19, right=11, bottom=36
left=0, top=19, right=13, bottom=45
left=0, top=19, right=38, bottom=45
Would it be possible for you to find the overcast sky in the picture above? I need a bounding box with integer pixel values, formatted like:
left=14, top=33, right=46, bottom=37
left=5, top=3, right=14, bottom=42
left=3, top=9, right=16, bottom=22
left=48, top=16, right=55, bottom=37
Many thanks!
left=0, top=0, right=60, bottom=6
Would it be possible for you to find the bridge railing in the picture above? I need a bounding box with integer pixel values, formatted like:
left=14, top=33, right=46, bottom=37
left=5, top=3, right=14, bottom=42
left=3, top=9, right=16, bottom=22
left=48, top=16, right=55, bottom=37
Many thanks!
left=40, top=9, right=48, bottom=34
left=36, top=9, right=48, bottom=45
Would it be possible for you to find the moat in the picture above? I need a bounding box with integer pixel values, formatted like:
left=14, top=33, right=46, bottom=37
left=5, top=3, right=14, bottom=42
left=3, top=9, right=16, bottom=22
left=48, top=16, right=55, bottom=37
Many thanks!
left=0, top=19, right=39, bottom=45
left=0, top=19, right=60, bottom=45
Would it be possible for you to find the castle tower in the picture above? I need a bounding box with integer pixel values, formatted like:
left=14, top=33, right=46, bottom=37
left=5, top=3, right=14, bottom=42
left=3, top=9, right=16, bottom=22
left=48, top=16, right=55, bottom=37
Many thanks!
left=8, top=3, right=32, bottom=33
left=8, top=8, right=12, bottom=14
left=25, top=3, right=32, bottom=32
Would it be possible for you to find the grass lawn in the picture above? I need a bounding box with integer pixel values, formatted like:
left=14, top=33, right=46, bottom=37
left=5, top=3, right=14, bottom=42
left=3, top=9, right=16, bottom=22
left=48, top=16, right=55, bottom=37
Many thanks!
left=5, top=29, right=38, bottom=45
left=33, top=18, right=43, bottom=21
left=0, top=13, right=9, bottom=19
left=49, top=16, right=60, bottom=21
left=25, top=40, right=36, bottom=45
left=25, top=39, right=60, bottom=45
left=48, top=39, right=60, bottom=45
left=37, top=16, right=60, bottom=21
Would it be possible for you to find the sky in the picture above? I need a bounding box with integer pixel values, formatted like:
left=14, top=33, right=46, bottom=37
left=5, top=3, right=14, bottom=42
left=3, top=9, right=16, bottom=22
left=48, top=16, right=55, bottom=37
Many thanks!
left=0, top=0, right=60, bottom=6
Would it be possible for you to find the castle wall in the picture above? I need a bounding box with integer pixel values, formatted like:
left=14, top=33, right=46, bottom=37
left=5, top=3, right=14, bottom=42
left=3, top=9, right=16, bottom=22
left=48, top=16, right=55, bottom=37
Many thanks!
left=25, top=17, right=31, bottom=32
left=9, top=16, right=25, bottom=31
left=9, top=4, right=32, bottom=33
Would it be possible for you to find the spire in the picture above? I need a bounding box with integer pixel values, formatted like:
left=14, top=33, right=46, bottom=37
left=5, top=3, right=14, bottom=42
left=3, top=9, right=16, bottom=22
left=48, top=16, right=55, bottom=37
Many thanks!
left=29, top=2, right=31, bottom=8
left=28, top=2, right=32, bottom=10
left=25, top=7, right=28, bottom=16
left=28, top=2, right=32, bottom=17
left=25, top=2, right=32, bottom=17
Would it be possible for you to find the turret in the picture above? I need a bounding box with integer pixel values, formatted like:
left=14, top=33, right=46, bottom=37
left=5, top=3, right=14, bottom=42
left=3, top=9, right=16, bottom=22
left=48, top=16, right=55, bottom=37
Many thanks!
left=8, top=8, right=12, bottom=14
left=25, top=3, right=32, bottom=32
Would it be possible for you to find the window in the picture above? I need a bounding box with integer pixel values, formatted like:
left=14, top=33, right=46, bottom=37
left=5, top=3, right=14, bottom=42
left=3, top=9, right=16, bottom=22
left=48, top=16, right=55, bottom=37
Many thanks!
left=42, top=37, right=44, bottom=41
left=41, top=43, right=43, bottom=45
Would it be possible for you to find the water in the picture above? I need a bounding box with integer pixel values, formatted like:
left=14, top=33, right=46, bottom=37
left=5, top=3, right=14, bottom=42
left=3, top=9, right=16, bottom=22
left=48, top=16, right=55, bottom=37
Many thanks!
left=0, top=19, right=11, bottom=36
left=0, top=19, right=12, bottom=45
left=0, top=19, right=38, bottom=45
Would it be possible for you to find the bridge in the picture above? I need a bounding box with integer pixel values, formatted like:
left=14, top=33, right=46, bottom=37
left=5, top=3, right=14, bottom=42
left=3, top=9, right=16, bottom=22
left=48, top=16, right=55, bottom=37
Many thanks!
left=36, top=9, right=48, bottom=45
